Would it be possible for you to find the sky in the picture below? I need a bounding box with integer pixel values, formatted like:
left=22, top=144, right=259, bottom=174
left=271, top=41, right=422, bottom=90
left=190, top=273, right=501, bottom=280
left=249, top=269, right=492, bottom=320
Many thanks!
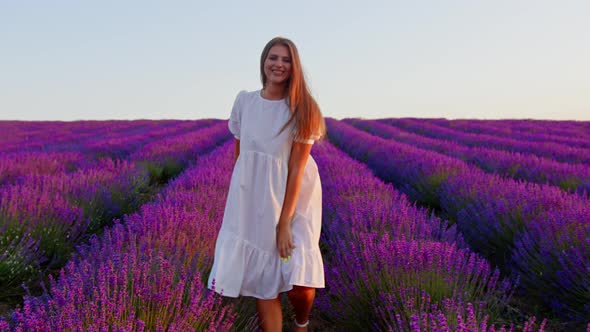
left=1, top=0, right=589, bottom=121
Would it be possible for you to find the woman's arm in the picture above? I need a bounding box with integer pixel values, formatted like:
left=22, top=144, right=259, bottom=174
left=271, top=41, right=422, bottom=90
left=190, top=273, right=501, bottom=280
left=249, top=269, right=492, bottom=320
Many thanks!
left=276, top=141, right=313, bottom=258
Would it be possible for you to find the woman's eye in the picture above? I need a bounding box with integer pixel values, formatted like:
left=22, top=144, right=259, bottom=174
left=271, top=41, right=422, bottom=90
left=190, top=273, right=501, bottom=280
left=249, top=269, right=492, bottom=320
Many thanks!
left=267, top=56, right=290, bottom=63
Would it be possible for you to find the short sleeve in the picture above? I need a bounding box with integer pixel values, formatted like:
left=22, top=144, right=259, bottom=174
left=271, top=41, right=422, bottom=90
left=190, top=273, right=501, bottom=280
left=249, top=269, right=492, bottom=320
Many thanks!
left=293, top=132, right=322, bottom=145
left=228, top=90, right=246, bottom=139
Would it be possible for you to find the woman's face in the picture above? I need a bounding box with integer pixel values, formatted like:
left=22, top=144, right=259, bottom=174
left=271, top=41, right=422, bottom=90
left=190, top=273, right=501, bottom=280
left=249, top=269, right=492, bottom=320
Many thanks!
left=264, top=44, right=292, bottom=86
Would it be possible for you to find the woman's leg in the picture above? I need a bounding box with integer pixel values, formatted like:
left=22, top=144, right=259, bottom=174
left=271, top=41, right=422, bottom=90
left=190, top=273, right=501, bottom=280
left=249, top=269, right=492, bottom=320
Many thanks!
left=256, top=295, right=283, bottom=332
left=287, top=285, right=316, bottom=330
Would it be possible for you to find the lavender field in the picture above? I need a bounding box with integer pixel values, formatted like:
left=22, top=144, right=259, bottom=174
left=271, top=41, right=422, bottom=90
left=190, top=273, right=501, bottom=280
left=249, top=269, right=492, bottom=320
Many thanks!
left=0, top=118, right=589, bottom=332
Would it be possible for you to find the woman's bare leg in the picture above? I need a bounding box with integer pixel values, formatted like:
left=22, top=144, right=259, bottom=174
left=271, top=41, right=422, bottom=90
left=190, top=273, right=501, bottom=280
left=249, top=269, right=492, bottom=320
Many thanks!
left=256, top=296, right=283, bottom=332
left=287, top=285, right=316, bottom=331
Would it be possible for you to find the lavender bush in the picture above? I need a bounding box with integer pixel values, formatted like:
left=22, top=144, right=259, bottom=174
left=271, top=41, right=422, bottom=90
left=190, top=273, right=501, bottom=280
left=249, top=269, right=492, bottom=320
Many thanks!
left=326, top=118, right=590, bottom=327
left=512, top=208, right=590, bottom=324
left=347, top=119, right=590, bottom=195
left=0, top=121, right=230, bottom=305
left=428, top=118, right=590, bottom=149
left=310, top=141, right=545, bottom=331
left=379, top=118, right=590, bottom=165
left=1, top=141, right=241, bottom=331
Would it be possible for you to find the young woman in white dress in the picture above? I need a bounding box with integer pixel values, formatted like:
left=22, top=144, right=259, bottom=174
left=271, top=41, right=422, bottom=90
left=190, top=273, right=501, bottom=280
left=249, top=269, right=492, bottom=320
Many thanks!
left=207, top=36, right=326, bottom=332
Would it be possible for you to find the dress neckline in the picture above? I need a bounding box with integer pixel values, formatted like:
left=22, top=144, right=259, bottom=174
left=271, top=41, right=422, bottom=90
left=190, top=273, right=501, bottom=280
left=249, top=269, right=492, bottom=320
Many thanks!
left=258, top=89, right=286, bottom=102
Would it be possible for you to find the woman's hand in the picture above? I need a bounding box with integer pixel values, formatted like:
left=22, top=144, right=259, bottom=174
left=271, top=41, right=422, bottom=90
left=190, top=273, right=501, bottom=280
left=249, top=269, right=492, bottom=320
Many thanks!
left=276, top=224, right=295, bottom=260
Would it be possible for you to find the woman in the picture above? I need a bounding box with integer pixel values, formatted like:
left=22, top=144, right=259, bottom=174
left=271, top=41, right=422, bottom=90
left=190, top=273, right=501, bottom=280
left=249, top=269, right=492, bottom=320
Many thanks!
left=207, top=36, right=327, bottom=332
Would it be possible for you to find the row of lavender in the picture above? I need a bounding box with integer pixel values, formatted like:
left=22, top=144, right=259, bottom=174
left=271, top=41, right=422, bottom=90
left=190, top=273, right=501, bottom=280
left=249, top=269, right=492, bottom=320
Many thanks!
left=0, top=120, right=219, bottom=153
left=0, top=141, right=241, bottom=331
left=0, top=119, right=220, bottom=185
left=311, top=141, right=548, bottom=331
left=0, top=121, right=230, bottom=304
left=1, top=120, right=165, bottom=152
left=326, top=119, right=590, bottom=327
left=2, top=135, right=547, bottom=331
left=488, top=118, right=590, bottom=132
left=379, top=118, right=590, bottom=165
left=425, top=119, right=590, bottom=148
left=345, top=119, right=590, bottom=195
left=440, top=118, right=590, bottom=138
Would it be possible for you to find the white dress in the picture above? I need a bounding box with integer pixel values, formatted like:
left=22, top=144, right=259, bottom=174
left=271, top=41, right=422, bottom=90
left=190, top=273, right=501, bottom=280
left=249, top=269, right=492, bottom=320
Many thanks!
left=207, top=89, right=325, bottom=299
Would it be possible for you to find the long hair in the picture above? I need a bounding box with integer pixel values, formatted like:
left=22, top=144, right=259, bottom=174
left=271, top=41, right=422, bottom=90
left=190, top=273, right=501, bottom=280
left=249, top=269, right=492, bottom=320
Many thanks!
left=260, top=37, right=326, bottom=143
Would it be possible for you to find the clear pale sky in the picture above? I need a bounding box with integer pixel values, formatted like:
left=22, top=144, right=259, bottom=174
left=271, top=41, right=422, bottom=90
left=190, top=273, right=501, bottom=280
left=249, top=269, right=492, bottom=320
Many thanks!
left=1, top=1, right=589, bottom=121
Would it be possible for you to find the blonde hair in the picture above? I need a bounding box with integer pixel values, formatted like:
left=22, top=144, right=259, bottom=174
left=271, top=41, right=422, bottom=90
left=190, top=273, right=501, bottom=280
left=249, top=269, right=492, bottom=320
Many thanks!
left=260, top=36, right=326, bottom=143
